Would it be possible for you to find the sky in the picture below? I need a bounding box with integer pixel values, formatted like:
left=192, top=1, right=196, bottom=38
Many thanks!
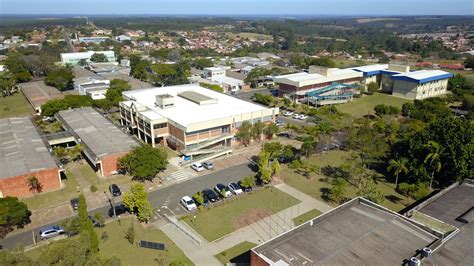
left=1, top=0, right=473, bottom=15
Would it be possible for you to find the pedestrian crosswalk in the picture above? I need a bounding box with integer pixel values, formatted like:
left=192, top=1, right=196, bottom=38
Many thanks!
left=163, top=168, right=196, bottom=182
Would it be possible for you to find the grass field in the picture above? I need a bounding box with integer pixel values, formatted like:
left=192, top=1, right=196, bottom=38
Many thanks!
left=70, top=162, right=132, bottom=193
left=215, top=241, right=257, bottom=264
left=0, top=93, right=32, bottom=119
left=336, top=93, right=412, bottom=117
left=182, top=187, right=300, bottom=241
left=292, top=209, right=323, bottom=226
left=21, top=169, right=81, bottom=211
left=282, top=150, right=414, bottom=212
left=97, top=218, right=192, bottom=265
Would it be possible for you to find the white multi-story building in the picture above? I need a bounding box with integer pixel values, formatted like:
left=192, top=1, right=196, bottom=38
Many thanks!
left=60, top=51, right=116, bottom=66
left=202, top=67, right=227, bottom=78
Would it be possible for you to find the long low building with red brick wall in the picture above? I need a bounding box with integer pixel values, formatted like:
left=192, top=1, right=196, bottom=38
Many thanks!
left=0, top=117, right=62, bottom=198
left=56, top=107, right=139, bottom=177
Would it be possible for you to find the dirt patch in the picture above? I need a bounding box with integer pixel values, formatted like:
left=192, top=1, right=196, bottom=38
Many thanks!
left=233, top=209, right=273, bottom=230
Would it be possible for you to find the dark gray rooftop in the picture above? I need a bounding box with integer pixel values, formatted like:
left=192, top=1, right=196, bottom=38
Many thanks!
left=0, top=117, right=57, bottom=179
left=417, top=181, right=474, bottom=265
left=252, top=198, right=437, bottom=265
left=417, top=182, right=474, bottom=228
left=57, top=108, right=138, bottom=159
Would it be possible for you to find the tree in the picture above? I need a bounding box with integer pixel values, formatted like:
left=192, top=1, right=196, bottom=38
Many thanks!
left=193, top=191, right=204, bottom=206
left=105, top=79, right=131, bottom=104
left=90, top=53, right=108, bottom=63
left=44, top=67, right=74, bottom=91
left=61, top=217, right=81, bottom=237
left=0, top=246, right=34, bottom=264
left=464, top=55, right=474, bottom=69
left=53, top=146, right=69, bottom=163
left=252, top=121, right=265, bottom=142
left=328, top=178, right=347, bottom=204
left=357, top=178, right=384, bottom=203
left=367, top=82, right=379, bottom=95
left=68, top=144, right=84, bottom=161
left=0, top=72, right=15, bottom=97
left=262, top=141, right=283, bottom=160
left=123, top=183, right=153, bottom=222
left=27, top=175, right=42, bottom=195
left=0, top=197, right=31, bottom=238
left=41, top=95, right=94, bottom=117
left=124, top=222, right=135, bottom=244
left=253, top=93, right=274, bottom=106
left=78, top=58, right=88, bottom=66
left=387, top=157, right=409, bottom=188
left=240, top=175, right=256, bottom=189
left=424, top=141, right=443, bottom=189
left=264, top=122, right=279, bottom=139
left=257, top=150, right=280, bottom=184
left=77, top=194, right=99, bottom=253
left=301, top=136, right=316, bottom=158
left=118, top=145, right=168, bottom=181
left=235, top=121, right=253, bottom=146
left=192, top=58, right=214, bottom=70
left=318, top=121, right=332, bottom=175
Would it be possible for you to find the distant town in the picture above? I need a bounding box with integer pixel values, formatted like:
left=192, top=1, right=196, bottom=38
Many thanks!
left=0, top=14, right=473, bottom=266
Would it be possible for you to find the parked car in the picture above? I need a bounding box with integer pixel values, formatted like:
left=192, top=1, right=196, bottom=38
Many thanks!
left=238, top=180, right=253, bottom=192
left=298, top=114, right=308, bottom=120
left=109, top=184, right=122, bottom=197
left=275, top=119, right=284, bottom=126
left=108, top=204, right=129, bottom=217
left=215, top=183, right=232, bottom=198
left=88, top=216, right=104, bottom=227
left=194, top=193, right=209, bottom=206
left=228, top=182, right=243, bottom=195
left=181, top=196, right=197, bottom=211
left=283, top=111, right=293, bottom=116
left=202, top=161, right=214, bottom=170
left=70, top=198, right=79, bottom=210
left=39, top=225, right=64, bottom=240
left=293, top=113, right=301, bottom=119
left=203, top=188, right=220, bottom=203
left=191, top=162, right=205, bottom=172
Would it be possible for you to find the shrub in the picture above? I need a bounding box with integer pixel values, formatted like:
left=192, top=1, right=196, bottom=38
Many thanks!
left=90, top=185, right=97, bottom=193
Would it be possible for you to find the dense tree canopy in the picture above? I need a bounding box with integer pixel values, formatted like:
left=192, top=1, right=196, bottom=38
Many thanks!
left=90, top=53, right=108, bottom=62
left=118, top=145, right=168, bottom=181
left=41, top=95, right=94, bottom=117
left=44, top=67, right=74, bottom=91
left=0, top=197, right=31, bottom=238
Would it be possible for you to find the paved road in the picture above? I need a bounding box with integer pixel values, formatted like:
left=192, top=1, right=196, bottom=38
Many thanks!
left=232, top=88, right=275, bottom=102
left=0, top=163, right=256, bottom=250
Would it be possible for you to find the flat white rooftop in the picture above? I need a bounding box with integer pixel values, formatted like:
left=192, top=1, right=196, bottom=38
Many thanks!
left=275, top=68, right=362, bottom=87
left=122, top=84, right=272, bottom=127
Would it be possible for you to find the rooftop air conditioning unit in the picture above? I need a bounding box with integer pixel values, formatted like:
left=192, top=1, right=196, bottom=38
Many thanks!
left=409, top=257, right=420, bottom=266
left=421, top=247, right=432, bottom=258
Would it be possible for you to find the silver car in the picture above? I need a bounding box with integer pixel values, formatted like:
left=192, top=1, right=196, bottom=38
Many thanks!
left=39, top=225, right=64, bottom=240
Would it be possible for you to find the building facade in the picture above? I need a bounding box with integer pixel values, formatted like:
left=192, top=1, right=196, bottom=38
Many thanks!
left=60, top=51, right=116, bottom=66
left=120, top=84, right=278, bottom=161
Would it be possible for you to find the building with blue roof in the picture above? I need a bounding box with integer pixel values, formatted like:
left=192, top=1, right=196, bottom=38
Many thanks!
left=389, top=70, right=453, bottom=100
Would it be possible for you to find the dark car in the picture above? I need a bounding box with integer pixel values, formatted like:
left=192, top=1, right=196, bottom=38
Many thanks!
left=88, top=216, right=104, bottom=227
left=109, top=184, right=122, bottom=197
left=108, top=204, right=129, bottom=217
left=202, top=188, right=219, bottom=203
left=238, top=180, right=253, bottom=192
left=70, top=198, right=79, bottom=210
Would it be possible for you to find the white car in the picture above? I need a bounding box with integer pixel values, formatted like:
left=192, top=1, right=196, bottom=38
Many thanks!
left=215, top=184, right=232, bottom=198
left=228, top=182, right=243, bottom=195
left=39, top=225, right=64, bottom=240
left=293, top=114, right=302, bottom=119
left=191, top=162, right=205, bottom=172
left=181, top=196, right=197, bottom=211
left=283, top=111, right=293, bottom=116
left=298, top=115, right=308, bottom=120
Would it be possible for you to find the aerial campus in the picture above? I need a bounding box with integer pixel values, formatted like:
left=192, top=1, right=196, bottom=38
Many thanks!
left=0, top=1, right=473, bottom=265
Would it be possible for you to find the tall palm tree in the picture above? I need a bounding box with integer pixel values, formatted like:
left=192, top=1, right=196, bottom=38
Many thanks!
left=301, top=137, right=316, bottom=158
left=27, top=176, right=42, bottom=195
left=318, top=121, right=332, bottom=175
left=424, top=141, right=443, bottom=189
left=387, top=157, right=409, bottom=188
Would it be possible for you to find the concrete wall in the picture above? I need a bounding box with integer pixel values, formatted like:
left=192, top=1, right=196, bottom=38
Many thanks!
left=392, top=79, right=448, bottom=100
left=0, top=168, right=61, bottom=198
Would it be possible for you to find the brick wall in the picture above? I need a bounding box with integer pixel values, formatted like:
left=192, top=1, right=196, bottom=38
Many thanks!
left=101, top=152, right=129, bottom=177
left=250, top=251, right=270, bottom=266
left=168, top=124, right=185, bottom=142
left=0, top=168, right=61, bottom=198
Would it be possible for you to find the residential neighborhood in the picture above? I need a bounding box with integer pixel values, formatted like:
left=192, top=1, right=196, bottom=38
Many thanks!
left=0, top=2, right=473, bottom=266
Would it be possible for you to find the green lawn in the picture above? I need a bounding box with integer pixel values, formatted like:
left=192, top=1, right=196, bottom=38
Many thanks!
left=21, top=169, right=81, bottom=211
left=70, top=162, right=132, bottom=193
left=182, top=187, right=300, bottom=241
left=215, top=241, right=257, bottom=264
left=0, top=93, right=32, bottom=119
left=336, top=93, right=412, bottom=118
left=282, top=150, right=414, bottom=212
left=292, top=209, right=323, bottom=226
left=97, top=218, right=193, bottom=265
